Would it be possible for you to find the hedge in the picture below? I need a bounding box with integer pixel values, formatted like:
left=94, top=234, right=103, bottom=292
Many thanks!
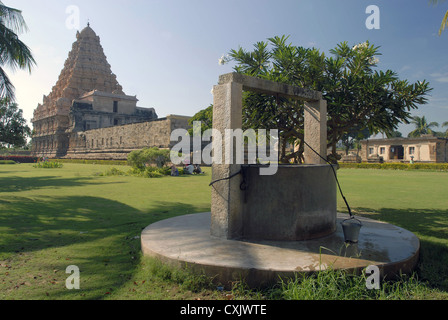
left=56, top=159, right=128, bottom=166
left=339, top=162, right=448, bottom=171
left=0, top=156, right=38, bottom=164
left=0, top=160, right=16, bottom=165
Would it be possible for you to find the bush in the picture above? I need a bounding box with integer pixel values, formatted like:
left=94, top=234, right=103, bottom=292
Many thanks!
left=0, top=155, right=38, bottom=163
left=101, top=167, right=127, bottom=176
left=0, top=160, right=16, bottom=165
left=127, top=147, right=171, bottom=169
left=58, top=159, right=128, bottom=166
left=33, top=161, right=63, bottom=169
left=100, top=166, right=172, bottom=178
left=339, top=162, right=448, bottom=171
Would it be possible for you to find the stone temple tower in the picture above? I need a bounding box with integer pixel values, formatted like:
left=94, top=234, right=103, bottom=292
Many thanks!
left=32, top=24, right=157, bottom=157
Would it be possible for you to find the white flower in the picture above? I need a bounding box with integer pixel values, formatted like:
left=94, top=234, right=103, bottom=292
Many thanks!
left=352, top=42, right=369, bottom=51
left=218, top=54, right=229, bottom=66
left=368, top=56, right=380, bottom=65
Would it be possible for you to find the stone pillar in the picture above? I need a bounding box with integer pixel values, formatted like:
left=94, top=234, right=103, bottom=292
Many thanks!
left=210, top=82, right=244, bottom=240
left=304, top=99, right=327, bottom=164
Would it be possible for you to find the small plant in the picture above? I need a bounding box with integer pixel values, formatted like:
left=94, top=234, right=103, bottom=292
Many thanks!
left=127, top=147, right=171, bottom=169
left=101, top=167, right=127, bottom=176
left=33, top=161, right=63, bottom=169
left=99, top=165, right=173, bottom=178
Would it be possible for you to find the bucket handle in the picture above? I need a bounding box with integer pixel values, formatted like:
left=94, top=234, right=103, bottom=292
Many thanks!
left=342, top=216, right=363, bottom=226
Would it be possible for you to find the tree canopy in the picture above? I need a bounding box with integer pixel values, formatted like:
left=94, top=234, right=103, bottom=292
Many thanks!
left=187, top=104, right=213, bottom=135
left=219, top=36, right=432, bottom=163
left=0, top=98, right=31, bottom=147
left=408, top=116, right=440, bottom=137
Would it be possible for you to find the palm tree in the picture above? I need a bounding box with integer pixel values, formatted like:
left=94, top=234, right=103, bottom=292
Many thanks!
left=408, top=116, right=439, bottom=137
left=0, top=1, right=36, bottom=102
left=443, top=121, right=448, bottom=137
left=430, top=0, right=448, bottom=35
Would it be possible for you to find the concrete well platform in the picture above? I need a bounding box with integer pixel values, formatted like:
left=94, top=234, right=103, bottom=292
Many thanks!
left=141, top=212, right=420, bottom=288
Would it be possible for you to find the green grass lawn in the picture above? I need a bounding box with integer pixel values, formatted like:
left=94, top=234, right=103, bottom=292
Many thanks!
left=336, top=169, right=448, bottom=294
left=1, top=163, right=448, bottom=300
left=0, top=163, right=216, bottom=300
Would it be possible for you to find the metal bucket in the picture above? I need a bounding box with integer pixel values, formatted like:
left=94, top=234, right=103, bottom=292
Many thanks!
left=341, top=217, right=362, bottom=243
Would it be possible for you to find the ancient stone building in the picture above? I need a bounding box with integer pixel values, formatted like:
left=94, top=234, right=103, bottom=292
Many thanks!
left=31, top=24, right=184, bottom=159
left=360, top=136, right=448, bottom=163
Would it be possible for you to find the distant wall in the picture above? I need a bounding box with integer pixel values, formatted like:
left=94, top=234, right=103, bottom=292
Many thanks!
left=65, top=115, right=191, bottom=160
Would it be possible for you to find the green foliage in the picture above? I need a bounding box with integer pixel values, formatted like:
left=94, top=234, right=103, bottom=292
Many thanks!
left=127, top=147, right=171, bottom=169
left=408, top=116, right=439, bottom=137
left=339, top=162, right=448, bottom=171
left=0, top=98, right=31, bottom=147
left=273, top=269, right=434, bottom=300
left=0, top=2, right=36, bottom=101
left=188, top=104, right=213, bottom=135
left=101, top=167, right=127, bottom=176
left=57, top=159, right=128, bottom=166
left=430, top=0, right=448, bottom=35
left=0, top=159, right=15, bottom=164
left=101, top=165, right=173, bottom=179
left=224, top=36, right=432, bottom=162
left=33, top=161, right=63, bottom=169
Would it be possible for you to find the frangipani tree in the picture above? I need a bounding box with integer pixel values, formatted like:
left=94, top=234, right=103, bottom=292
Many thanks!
left=222, top=36, right=432, bottom=162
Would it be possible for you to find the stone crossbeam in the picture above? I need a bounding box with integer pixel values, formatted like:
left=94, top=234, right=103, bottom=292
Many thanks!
left=218, top=73, right=322, bottom=102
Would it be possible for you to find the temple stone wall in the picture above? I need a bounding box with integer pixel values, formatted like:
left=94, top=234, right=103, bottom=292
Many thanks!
left=65, top=115, right=191, bottom=160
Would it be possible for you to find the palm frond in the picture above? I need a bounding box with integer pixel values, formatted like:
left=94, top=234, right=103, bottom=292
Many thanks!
left=439, top=10, right=448, bottom=35
left=0, top=23, right=36, bottom=71
left=0, top=2, right=28, bottom=34
left=0, top=66, right=15, bottom=101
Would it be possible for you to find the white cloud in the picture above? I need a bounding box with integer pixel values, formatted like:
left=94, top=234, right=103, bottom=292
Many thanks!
left=430, top=72, right=448, bottom=83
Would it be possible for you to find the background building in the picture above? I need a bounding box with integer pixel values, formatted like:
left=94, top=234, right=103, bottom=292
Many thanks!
left=360, top=136, right=448, bottom=163
left=32, top=24, right=189, bottom=159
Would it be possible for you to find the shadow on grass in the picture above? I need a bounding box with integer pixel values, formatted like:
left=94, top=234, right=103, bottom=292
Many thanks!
left=353, top=207, right=448, bottom=292
left=0, top=175, right=120, bottom=193
left=0, top=195, right=204, bottom=300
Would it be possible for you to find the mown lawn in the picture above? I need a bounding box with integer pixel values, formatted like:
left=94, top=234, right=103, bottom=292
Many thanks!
left=336, top=168, right=448, bottom=293
left=1, top=163, right=447, bottom=300
left=0, top=163, right=217, bottom=300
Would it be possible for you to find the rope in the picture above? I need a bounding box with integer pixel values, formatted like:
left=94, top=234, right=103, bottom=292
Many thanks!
left=302, top=140, right=353, bottom=218
left=208, top=141, right=353, bottom=218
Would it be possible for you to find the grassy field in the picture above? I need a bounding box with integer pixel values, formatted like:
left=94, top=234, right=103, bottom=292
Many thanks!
left=1, top=163, right=448, bottom=300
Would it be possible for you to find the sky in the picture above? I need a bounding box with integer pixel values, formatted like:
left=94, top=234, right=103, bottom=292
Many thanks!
left=6, top=0, right=448, bottom=137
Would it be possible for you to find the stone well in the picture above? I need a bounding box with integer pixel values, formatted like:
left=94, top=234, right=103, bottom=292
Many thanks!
left=141, top=73, right=420, bottom=288
left=240, top=164, right=337, bottom=241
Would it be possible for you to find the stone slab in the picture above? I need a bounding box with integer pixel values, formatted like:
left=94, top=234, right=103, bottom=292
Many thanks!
left=218, top=73, right=322, bottom=101
left=141, top=212, right=420, bottom=288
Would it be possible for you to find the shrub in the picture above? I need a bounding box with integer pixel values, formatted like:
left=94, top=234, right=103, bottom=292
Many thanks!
left=127, top=147, right=171, bottom=169
left=100, top=166, right=172, bottom=178
left=0, top=160, right=16, bottom=165
left=101, top=167, right=127, bottom=176
left=33, top=161, right=63, bottom=169
left=57, top=159, right=128, bottom=166
left=0, top=155, right=38, bottom=163
left=339, top=162, right=448, bottom=171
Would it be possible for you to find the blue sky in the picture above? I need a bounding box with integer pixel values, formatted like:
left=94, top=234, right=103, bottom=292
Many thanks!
left=6, top=0, right=448, bottom=136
